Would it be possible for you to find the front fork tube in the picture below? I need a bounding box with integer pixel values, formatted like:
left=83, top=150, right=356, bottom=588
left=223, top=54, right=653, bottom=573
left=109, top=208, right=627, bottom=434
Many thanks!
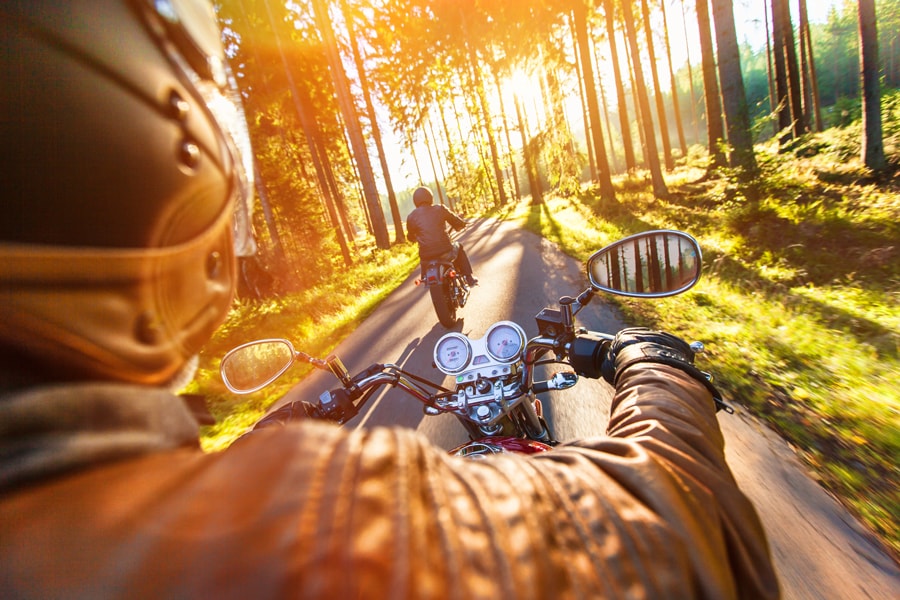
left=512, top=395, right=554, bottom=444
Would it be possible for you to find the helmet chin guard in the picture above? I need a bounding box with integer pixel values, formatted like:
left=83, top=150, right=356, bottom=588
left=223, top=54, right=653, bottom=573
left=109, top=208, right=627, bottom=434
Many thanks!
left=0, top=197, right=236, bottom=385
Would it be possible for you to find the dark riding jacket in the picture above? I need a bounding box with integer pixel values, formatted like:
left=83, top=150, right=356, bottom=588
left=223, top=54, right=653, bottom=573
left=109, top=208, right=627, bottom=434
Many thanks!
left=406, top=204, right=466, bottom=260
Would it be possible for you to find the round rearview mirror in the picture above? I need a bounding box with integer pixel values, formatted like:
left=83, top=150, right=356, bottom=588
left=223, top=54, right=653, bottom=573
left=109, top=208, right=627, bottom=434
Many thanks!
left=587, top=230, right=701, bottom=297
left=221, top=339, right=297, bottom=394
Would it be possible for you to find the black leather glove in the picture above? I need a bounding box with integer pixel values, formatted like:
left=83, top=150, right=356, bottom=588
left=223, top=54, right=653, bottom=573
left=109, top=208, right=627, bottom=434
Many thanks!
left=601, top=327, right=730, bottom=412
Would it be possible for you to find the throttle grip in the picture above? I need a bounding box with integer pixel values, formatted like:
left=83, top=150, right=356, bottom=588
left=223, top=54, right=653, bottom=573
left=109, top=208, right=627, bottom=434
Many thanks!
left=568, top=333, right=610, bottom=379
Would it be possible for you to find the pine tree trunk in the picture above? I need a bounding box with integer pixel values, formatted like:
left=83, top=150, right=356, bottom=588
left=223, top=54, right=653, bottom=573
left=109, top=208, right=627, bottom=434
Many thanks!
left=263, top=0, right=353, bottom=265
left=641, top=0, right=675, bottom=170
left=859, top=0, right=886, bottom=170
left=798, top=0, right=824, bottom=132
left=516, top=95, right=543, bottom=205
left=573, top=3, right=616, bottom=200
left=571, top=14, right=598, bottom=181
left=605, top=6, right=637, bottom=172
left=770, top=0, right=791, bottom=142
left=764, top=0, right=778, bottom=137
left=491, top=70, right=522, bottom=202
left=311, top=0, right=389, bottom=248
left=339, top=0, right=404, bottom=244
left=711, top=0, right=758, bottom=179
left=696, top=0, right=726, bottom=168
left=622, top=0, right=669, bottom=198
left=680, top=0, right=701, bottom=144
left=593, top=34, right=618, bottom=173
left=660, top=0, right=688, bottom=156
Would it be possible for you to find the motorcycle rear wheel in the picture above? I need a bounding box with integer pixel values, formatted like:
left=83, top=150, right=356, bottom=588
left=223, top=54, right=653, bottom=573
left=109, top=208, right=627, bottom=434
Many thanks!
left=429, top=282, right=457, bottom=327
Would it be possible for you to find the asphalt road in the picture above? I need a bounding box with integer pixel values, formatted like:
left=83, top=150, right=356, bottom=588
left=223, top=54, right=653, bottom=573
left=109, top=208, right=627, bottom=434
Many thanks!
left=276, top=218, right=899, bottom=599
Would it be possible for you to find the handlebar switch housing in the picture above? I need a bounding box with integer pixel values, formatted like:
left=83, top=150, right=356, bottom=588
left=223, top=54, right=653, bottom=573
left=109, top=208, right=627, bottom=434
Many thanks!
left=318, top=388, right=358, bottom=424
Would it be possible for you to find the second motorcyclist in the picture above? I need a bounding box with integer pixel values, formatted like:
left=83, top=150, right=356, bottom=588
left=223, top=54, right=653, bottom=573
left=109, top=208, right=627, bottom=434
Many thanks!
left=406, top=186, right=478, bottom=286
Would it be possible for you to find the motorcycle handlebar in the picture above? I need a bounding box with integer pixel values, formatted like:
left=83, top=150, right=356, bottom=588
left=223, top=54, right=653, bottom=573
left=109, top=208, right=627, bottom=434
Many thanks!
left=310, top=330, right=612, bottom=424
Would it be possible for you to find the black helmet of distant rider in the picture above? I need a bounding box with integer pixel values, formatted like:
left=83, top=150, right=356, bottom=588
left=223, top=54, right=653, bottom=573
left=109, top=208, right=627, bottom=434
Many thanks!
left=0, top=0, right=256, bottom=386
left=413, top=186, right=434, bottom=207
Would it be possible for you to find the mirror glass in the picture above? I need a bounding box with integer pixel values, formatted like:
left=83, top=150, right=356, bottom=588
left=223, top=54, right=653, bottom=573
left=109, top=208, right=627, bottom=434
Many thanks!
left=587, top=230, right=701, bottom=297
left=221, top=339, right=296, bottom=394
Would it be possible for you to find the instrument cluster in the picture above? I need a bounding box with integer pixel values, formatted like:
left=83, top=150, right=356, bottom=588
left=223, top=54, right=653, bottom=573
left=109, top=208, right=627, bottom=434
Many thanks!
left=433, top=321, right=526, bottom=381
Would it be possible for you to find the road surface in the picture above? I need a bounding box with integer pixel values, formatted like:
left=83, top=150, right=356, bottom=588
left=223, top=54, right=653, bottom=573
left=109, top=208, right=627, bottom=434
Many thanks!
left=276, top=218, right=899, bottom=599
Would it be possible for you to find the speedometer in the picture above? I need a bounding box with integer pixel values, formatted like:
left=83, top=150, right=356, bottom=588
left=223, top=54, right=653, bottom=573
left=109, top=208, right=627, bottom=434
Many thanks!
left=434, top=333, right=472, bottom=374
left=485, top=321, right=525, bottom=362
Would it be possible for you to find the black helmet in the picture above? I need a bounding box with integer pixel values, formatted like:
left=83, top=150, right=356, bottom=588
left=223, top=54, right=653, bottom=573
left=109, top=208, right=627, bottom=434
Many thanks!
left=413, top=186, right=434, bottom=207
left=0, top=0, right=256, bottom=385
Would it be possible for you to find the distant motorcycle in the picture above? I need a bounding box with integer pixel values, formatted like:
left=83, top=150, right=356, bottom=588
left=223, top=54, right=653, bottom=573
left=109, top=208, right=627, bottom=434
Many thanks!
left=415, top=247, right=470, bottom=327
left=221, top=230, right=724, bottom=458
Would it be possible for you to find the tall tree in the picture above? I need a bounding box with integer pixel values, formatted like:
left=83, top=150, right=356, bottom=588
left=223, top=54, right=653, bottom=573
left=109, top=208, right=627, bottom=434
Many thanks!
left=660, top=0, right=688, bottom=156
left=257, top=0, right=354, bottom=267
left=311, top=0, right=390, bottom=249
left=771, top=0, right=806, bottom=141
left=711, top=0, right=758, bottom=179
left=859, top=0, right=886, bottom=170
left=491, top=71, right=522, bottom=202
left=516, top=94, right=543, bottom=204
left=591, top=33, right=619, bottom=173
left=339, top=0, right=405, bottom=243
left=679, top=0, right=701, bottom=142
left=764, top=0, right=778, bottom=136
left=572, top=1, right=616, bottom=201
left=641, top=0, right=675, bottom=170
left=695, top=0, right=726, bottom=168
left=605, top=4, right=637, bottom=172
left=621, top=0, right=669, bottom=197
left=571, top=15, right=598, bottom=180
left=798, top=0, right=824, bottom=132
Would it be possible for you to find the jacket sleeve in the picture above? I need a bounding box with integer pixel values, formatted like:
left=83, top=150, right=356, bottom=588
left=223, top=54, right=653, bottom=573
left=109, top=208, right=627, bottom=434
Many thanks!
left=557, top=363, right=780, bottom=599
left=442, top=207, right=467, bottom=231
left=405, top=214, right=418, bottom=243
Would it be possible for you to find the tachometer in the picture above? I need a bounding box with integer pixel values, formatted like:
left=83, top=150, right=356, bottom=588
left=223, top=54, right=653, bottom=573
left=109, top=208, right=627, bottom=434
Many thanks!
left=485, top=321, right=525, bottom=362
left=434, top=333, right=472, bottom=374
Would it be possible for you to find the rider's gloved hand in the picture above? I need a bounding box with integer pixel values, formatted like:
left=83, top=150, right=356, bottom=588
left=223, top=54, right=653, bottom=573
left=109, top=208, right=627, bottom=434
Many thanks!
left=601, top=327, right=727, bottom=411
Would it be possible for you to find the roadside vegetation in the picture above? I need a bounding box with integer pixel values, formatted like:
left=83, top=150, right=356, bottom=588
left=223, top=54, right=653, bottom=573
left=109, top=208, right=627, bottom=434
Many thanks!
left=187, top=114, right=898, bottom=557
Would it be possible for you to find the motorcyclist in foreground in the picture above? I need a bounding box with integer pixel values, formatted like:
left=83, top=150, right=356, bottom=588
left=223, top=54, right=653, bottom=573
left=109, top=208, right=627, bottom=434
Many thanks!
left=0, top=1, right=778, bottom=598
left=406, top=186, right=478, bottom=287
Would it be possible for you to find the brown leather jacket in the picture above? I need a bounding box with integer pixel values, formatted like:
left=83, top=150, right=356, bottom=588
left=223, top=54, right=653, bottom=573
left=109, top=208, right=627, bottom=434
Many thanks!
left=0, top=364, right=778, bottom=599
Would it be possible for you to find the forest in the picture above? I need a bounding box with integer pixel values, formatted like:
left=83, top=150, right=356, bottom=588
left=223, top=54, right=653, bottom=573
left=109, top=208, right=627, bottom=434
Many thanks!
left=196, top=0, right=899, bottom=557
left=216, top=0, right=896, bottom=293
